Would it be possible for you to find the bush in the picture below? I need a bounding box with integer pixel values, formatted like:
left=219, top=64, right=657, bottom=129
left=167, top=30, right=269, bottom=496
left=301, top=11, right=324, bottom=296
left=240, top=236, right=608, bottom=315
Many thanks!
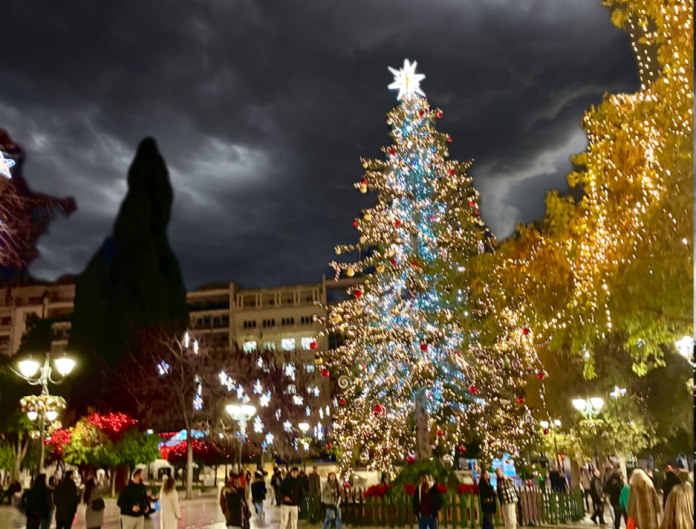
left=391, top=459, right=460, bottom=497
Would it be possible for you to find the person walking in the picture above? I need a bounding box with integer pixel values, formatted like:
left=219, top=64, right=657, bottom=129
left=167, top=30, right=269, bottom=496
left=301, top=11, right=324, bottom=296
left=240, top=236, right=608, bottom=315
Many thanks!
left=661, top=485, right=693, bottom=529
left=606, top=469, right=627, bottom=529
left=591, top=468, right=607, bottom=525
left=159, top=477, right=181, bottom=529
left=25, top=474, right=53, bottom=529
left=496, top=468, right=518, bottom=529
left=309, top=466, right=321, bottom=497
left=251, top=471, right=267, bottom=525
left=221, top=472, right=250, bottom=529
left=321, top=472, right=342, bottom=529
left=581, top=468, right=593, bottom=512
left=83, top=473, right=107, bottom=529
left=413, top=472, right=443, bottom=529
left=272, top=469, right=283, bottom=507
left=279, top=467, right=304, bottom=529
left=117, top=469, right=149, bottom=529
left=479, top=470, right=497, bottom=529
left=54, top=471, right=79, bottom=529
left=662, top=469, right=681, bottom=509
left=628, top=469, right=662, bottom=529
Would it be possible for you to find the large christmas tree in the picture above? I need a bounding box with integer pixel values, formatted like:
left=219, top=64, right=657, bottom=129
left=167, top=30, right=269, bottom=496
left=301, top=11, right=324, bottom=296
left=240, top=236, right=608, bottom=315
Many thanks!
left=322, top=60, right=541, bottom=477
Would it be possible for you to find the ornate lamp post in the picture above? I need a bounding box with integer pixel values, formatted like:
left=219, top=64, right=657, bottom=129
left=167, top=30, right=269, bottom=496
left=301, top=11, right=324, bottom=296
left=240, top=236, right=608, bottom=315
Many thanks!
left=226, top=403, right=257, bottom=468
left=13, top=353, right=75, bottom=473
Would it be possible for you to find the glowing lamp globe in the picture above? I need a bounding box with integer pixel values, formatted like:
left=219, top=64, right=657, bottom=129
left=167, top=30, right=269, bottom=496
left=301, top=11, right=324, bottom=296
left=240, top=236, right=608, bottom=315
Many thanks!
left=54, top=356, right=75, bottom=376
left=298, top=422, right=310, bottom=434
left=226, top=404, right=242, bottom=419
left=571, top=399, right=587, bottom=411
left=553, top=420, right=562, bottom=427
left=589, top=397, right=604, bottom=410
left=539, top=420, right=549, bottom=429
left=27, top=411, right=38, bottom=421
left=241, top=404, right=257, bottom=418
left=19, top=359, right=40, bottom=378
left=45, top=411, right=58, bottom=422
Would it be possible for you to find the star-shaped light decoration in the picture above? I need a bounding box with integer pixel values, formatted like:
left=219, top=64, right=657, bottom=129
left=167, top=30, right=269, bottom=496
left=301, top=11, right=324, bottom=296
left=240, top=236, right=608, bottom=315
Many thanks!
left=313, top=386, right=320, bottom=397
left=314, top=422, right=324, bottom=441
left=293, top=395, right=304, bottom=406
left=0, top=152, right=15, bottom=179
left=306, top=406, right=311, bottom=417
left=259, top=391, right=271, bottom=408
left=275, top=409, right=282, bottom=421
left=388, top=59, right=426, bottom=100
left=265, top=432, right=274, bottom=446
left=236, top=387, right=245, bottom=399
left=253, top=379, right=263, bottom=394
left=610, top=386, right=627, bottom=399
left=253, top=416, right=264, bottom=433
left=283, top=420, right=292, bottom=432
left=285, top=363, right=296, bottom=380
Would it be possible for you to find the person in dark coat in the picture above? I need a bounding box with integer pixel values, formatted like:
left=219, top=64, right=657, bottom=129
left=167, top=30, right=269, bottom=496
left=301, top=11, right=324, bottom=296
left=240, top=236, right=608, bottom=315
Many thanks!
left=117, top=469, right=149, bottom=529
left=222, top=472, right=250, bottom=529
left=251, top=471, right=268, bottom=524
left=479, top=470, right=497, bottom=529
left=605, top=469, right=626, bottom=529
left=662, top=469, right=682, bottom=509
left=54, top=471, right=79, bottom=529
left=549, top=466, right=567, bottom=493
left=25, top=474, right=54, bottom=529
left=279, top=467, right=304, bottom=529
left=412, top=473, right=443, bottom=529
left=590, top=468, right=607, bottom=525
left=271, top=469, right=283, bottom=507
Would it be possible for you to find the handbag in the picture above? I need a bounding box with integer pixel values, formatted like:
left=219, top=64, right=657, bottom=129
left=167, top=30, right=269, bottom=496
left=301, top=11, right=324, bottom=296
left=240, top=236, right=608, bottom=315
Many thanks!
left=91, top=498, right=105, bottom=512
left=627, top=517, right=635, bottom=529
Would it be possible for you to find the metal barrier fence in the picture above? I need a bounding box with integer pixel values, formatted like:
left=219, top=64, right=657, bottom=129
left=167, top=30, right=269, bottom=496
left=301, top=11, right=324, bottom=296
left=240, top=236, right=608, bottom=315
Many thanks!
left=300, top=488, right=585, bottom=527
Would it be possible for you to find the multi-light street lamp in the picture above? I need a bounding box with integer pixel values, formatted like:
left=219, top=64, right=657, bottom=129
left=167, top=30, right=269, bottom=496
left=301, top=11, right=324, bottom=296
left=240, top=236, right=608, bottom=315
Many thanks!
left=13, top=353, right=76, bottom=473
left=571, top=397, right=604, bottom=418
left=226, top=403, right=257, bottom=468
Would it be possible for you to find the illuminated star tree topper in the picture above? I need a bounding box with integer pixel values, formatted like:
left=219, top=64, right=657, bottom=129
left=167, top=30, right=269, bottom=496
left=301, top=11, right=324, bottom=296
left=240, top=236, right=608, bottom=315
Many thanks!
left=388, top=59, right=426, bottom=100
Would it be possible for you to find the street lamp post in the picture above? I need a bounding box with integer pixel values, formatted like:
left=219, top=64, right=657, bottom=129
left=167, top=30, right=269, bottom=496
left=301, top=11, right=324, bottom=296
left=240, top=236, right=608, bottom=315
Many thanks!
left=298, top=422, right=310, bottom=471
left=226, top=403, right=257, bottom=469
left=13, top=353, right=75, bottom=473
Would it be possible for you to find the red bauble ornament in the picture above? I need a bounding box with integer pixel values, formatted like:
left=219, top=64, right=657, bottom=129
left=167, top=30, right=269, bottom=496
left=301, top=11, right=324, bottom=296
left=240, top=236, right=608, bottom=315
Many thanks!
left=406, top=456, right=415, bottom=464
left=429, top=215, right=436, bottom=221
left=327, top=443, right=333, bottom=450
left=536, top=372, right=545, bottom=380
left=389, top=148, right=396, bottom=156
left=419, top=110, right=425, bottom=117
left=522, top=327, right=530, bottom=336
left=468, top=385, right=478, bottom=395
left=448, top=169, right=454, bottom=176
left=447, top=136, right=452, bottom=143
left=458, top=445, right=467, bottom=453
left=436, top=111, right=443, bottom=118
left=516, top=397, right=525, bottom=404
left=362, top=364, right=367, bottom=370
left=391, top=259, right=398, bottom=266
left=354, top=290, right=363, bottom=298
left=420, top=343, right=428, bottom=352
left=361, top=179, right=367, bottom=186
left=526, top=480, right=533, bottom=487
left=411, top=262, right=418, bottom=268
left=320, top=368, right=330, bottom=378
left=339, top=398, right=346, bottom=405
left=469, top=201, right=476, bottom=207
left=310, top=341, right=318, bottom=350
left=474, top=210, right=480, bottom=216
left=543, top=428, right=550, bottom=435
left=373, top=404, right=383, bottom=414
left=437, top=429, right=444, bottom=437
left=344, top=482, right=350, bottom=489
left=394, top=220, right=402, bottom=227
left=353, top=220, right=359, bottom=227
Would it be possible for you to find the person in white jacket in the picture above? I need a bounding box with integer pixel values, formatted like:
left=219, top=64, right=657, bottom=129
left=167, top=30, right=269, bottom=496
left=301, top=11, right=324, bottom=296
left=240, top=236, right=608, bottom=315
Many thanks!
left=159, top=477, right=181, bottom=529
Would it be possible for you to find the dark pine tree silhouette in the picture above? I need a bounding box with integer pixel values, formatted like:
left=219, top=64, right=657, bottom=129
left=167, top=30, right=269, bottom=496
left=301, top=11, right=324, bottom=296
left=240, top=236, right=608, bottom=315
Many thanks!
left=70, top=138, right=189, bottom=387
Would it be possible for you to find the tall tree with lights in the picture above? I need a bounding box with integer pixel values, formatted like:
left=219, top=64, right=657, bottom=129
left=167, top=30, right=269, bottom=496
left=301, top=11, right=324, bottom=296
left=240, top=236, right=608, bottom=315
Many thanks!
left=322, top=61, right=541, bottom=477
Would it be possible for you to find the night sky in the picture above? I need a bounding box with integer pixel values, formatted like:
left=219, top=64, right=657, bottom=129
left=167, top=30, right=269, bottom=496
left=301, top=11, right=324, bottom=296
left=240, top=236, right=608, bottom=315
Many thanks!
left=1, top=0, right=639, bottom=290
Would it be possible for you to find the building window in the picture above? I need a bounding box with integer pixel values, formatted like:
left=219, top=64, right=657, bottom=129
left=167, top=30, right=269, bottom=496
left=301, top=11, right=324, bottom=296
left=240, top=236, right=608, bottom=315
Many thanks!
left=281, top=338, right=295, bottom=351
left=244, top=341, right=257, bottom=353
left=222, top=315, right=230, bottom=326
left=243, top=320, right=257, bottom=329
left=263, top=341, right=276, bottom=351
left=0, top=317, right=11, bottom=326
left=301, top=337, right=315, bottom=350
left=263, top=319, right=276, bottom=328
left=281, top=317, right=295, bottom=326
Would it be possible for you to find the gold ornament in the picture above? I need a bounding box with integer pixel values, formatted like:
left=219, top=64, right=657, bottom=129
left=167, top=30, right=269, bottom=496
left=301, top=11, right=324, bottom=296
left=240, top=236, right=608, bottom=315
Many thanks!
left=347, top=268, right=355, bottom=277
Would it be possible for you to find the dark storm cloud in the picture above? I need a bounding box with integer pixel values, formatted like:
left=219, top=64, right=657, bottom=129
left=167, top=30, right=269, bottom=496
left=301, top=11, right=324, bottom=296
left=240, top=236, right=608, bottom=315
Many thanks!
left=0, top=0, right=638, bottom=289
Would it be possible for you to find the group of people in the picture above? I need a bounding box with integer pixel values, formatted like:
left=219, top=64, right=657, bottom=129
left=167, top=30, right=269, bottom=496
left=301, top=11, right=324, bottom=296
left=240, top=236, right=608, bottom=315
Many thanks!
left=580, top=464, right=693, bottom=529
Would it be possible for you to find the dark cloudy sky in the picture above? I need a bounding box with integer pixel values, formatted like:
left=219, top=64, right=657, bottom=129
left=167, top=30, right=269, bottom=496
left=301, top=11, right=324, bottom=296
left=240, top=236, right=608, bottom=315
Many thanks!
left=1, top=0, right=638, bottom=290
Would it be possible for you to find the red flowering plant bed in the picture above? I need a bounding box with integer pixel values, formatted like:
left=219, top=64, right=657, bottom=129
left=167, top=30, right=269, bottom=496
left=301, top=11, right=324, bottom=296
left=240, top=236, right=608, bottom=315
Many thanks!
left=404, top=483, right=417, bottom=495
left=364, top=484, right=392, bottom=498
left=436, top=484, right=448, bottom=494
left=457, top=483, right=479, bottom=494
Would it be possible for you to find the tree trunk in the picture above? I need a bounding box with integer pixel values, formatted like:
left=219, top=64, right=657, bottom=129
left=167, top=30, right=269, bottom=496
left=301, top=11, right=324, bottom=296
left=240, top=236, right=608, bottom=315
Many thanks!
left=111, top=471, right=116, bottom=498
left=186, top=426, right=194, bottom=499
left=414, top=388, right=431, bottom=460
left=617, top=453, right=628, bottom=478
left=571, top=459, right=581, bottom=491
